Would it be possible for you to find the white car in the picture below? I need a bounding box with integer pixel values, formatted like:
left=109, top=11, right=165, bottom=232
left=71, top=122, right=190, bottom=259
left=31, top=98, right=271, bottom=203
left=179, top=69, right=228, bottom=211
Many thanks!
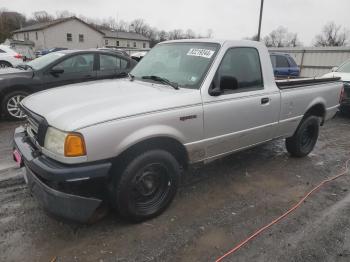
left=323, top=59, right=350, bottom=113
left=0, top=45, right=24, bottom=68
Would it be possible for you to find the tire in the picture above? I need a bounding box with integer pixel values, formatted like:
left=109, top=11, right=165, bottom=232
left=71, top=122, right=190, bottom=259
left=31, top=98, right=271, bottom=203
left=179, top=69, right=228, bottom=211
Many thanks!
left=1, top=91, right=29, bottom=120
left=110, top=149, right=180, bottom=222
left=0, top=61, right=12, bottom=69
left=285, top=115, right=320, bottom=157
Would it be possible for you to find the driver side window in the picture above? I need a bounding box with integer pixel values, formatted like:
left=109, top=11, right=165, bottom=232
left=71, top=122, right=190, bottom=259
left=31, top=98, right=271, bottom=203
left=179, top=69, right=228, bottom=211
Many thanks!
left=54, top=54, right=94, bottom=74
left=216, top=47, right=264, bottom=93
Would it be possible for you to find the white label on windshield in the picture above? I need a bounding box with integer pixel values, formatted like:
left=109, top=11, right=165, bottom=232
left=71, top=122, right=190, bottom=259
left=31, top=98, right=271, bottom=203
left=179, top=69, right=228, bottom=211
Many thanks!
left=187, top=48, right=215, bottom=58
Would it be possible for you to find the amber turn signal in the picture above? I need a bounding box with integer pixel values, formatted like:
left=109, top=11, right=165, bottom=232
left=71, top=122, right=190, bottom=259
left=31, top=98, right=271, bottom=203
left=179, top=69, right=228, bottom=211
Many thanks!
left=64, top=133, right=86, bottom=157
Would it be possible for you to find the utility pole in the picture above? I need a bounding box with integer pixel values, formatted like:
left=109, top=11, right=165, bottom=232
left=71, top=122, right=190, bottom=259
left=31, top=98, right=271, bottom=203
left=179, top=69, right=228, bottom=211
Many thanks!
left=257, top=0, right=264, bottom=41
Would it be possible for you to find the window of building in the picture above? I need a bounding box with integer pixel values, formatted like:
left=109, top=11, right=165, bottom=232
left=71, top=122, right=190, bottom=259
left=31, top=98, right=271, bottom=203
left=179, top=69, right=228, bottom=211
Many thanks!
left=35, top=32, right=38, bottom=40
left=216, top=47, right=263, bottom=93
left=116, top=41, right=120, bottom=46
left=79, top=34, right=84, bottom=42
left=143, top=42, right=146, bottom=48
left=127, top=41, right=130, bottom=48
left=133, top=42, right=137, bottom=48
left=24, top=32, right=29, bottom=40
left=105, top=39, right=109, bottom=46
left=67, top=33, right=72, bottom=42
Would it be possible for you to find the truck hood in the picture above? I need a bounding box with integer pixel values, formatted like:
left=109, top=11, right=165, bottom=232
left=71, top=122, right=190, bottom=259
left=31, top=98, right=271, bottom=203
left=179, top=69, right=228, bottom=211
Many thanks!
left=323, top=72, right=350, bottom=82
left=22, top=79, right=202, bottom=131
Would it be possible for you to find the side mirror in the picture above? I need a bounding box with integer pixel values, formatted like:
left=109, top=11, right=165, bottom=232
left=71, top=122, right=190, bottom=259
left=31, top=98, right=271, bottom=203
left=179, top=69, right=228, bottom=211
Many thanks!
left=331, top=67, right=338, bottom=72
left=116, top=71, right=128, bottom=78
left=50, top=67, right=64, bottom=76
left=220, top=76, right=238, bottom=90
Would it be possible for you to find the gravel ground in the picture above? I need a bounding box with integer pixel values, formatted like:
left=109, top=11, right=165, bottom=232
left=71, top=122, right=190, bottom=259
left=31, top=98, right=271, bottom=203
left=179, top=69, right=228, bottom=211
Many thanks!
left=0, top=115, right=349, bottom=262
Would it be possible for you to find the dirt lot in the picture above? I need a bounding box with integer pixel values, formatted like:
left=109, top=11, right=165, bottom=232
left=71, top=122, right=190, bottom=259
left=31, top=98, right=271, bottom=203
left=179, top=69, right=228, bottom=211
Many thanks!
left=0, top=115, right=349, bottom=262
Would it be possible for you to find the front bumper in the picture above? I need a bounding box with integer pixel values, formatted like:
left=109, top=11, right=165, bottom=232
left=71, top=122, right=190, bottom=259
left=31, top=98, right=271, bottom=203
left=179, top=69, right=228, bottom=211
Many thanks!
left=14, top=126, right=112, bottom=223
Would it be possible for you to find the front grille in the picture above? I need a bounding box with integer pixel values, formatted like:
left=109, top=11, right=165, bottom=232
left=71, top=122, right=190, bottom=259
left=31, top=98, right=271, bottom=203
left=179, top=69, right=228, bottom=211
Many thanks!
left=27, top=115, right=39, bottom=140
left=21, top=105, right=48, bottom=146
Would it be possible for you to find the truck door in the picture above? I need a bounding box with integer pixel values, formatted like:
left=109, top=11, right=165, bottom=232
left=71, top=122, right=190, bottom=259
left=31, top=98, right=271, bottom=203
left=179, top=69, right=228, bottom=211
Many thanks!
left=202, top=47, right=280, bottom=159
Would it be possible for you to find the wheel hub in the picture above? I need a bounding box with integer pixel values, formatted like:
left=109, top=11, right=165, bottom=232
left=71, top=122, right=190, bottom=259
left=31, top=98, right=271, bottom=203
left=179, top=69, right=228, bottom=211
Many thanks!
left=7, top=95, right=26, bottom=119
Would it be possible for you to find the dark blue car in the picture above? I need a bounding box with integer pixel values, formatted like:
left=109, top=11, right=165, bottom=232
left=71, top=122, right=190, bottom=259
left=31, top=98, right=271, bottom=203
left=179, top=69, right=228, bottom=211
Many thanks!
left=270, top=53, right=300, bottom=78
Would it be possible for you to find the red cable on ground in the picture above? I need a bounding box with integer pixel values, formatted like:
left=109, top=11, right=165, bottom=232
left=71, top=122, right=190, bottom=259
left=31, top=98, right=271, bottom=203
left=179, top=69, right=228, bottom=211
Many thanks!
left=215, top=159, right=350, bottom=262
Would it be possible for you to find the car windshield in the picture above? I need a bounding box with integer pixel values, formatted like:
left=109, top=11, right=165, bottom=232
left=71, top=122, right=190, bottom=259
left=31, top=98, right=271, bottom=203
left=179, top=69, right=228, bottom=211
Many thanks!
left=131, top=42, right=220, bottom=89
left=27, top=52, right=67, bottom=70
left=337, top=60, right=350, bottom=73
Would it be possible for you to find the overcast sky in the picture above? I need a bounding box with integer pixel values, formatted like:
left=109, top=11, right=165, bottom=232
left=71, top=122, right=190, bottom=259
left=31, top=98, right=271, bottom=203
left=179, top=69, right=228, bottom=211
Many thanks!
left=1, top=0, right=350, bottom=45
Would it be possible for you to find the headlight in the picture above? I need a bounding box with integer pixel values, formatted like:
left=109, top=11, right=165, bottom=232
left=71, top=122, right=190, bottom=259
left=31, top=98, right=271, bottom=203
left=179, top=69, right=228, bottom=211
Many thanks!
left=44, top=127, right=86, bottom=157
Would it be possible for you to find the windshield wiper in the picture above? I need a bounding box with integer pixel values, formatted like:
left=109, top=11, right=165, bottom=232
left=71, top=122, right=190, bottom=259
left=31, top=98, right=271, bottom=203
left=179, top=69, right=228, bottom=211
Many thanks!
left=128, top=73, right=135, bottom=81
left=142, top=75, right=179, bottom=90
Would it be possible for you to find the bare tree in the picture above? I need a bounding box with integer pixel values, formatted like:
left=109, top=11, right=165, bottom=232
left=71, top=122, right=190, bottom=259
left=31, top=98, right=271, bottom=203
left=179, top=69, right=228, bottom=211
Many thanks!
left=168, top=29, right=184, bottom=40
left=206, top=29, right=213, bottom=38
left=55, top=10, right=75, bottom=19
left=314, top=22, right=348, bottom=47
left=32, top=11, right=53, bottom=23
left=185, top=29, right=196, bottom=39
left=0, top=9, right=26, bottom=42
left=263, top=26, right=301, bottom=47
left=157, top=30, right=168, bottom=42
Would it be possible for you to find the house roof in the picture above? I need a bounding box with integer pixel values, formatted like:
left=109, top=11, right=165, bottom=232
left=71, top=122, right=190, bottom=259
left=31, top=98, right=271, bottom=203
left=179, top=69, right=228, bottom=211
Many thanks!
left=12, top=17, right=104, bottom=35
left=102, top=30, right=150, bottom=42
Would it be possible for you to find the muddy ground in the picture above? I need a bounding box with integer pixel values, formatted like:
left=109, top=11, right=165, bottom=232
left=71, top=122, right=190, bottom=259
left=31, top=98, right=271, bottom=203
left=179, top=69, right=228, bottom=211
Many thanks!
left=0, top=115, right=349, bottom=262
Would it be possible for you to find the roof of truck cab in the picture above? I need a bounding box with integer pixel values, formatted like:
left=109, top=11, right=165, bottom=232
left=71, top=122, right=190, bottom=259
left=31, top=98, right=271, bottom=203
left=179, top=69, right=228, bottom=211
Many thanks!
left=160, top=39, right=264, bottom=46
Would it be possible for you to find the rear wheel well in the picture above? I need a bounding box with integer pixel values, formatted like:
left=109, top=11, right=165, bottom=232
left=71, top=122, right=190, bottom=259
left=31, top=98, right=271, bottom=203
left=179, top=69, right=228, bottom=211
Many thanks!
left=0, top=60, right=12, bottom=67
left=113, top=137, right=189, bottom=171
left=304, top=103, right=326, bottom=125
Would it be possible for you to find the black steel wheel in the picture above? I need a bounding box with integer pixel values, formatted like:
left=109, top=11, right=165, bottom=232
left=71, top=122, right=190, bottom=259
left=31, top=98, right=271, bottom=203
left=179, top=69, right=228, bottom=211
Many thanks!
left=286, top=115, right=320, bottom=157
left=111, top=149, right=180, bottom=222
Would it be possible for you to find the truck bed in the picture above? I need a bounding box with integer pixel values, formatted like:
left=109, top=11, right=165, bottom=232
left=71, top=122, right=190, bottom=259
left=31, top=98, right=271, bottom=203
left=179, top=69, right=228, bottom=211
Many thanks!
left=276, top=77, right=341, bottom=89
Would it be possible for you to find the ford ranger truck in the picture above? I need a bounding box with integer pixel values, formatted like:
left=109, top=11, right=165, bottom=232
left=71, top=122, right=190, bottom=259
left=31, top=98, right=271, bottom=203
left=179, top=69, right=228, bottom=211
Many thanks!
left=13, top=40, right=343, bottom=223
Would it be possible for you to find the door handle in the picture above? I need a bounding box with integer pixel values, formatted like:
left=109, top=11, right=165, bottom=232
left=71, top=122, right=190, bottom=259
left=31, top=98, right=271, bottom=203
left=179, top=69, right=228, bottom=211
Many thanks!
left=261, top=97, right=270, bottom=104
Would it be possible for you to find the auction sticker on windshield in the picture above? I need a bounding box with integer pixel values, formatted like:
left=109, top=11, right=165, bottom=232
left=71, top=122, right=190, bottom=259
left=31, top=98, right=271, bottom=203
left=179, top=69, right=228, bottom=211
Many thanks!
left=187, top=48, right=215, bottom=58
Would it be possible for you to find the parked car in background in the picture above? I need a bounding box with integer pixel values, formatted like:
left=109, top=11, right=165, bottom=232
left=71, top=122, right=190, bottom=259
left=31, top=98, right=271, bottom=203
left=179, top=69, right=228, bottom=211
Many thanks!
left=98, top=47, right=130, bottom=57
left=131, top=51, right=148, bottom=62
left=35, top=47, right=68, bottom=57
left=14, top=39, right=342, bottom=223
left=270, top=53, right=300, bottom=78
left=0, top=45, right=25, bottom=68
left=0, top=49, right=137, bottom=120
left=323, top=58, right=350, bottom=114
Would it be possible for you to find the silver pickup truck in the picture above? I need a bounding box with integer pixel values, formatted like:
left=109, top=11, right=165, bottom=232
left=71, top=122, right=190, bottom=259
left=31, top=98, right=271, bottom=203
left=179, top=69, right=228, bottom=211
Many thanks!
left=13, top=39, right=343, bottom=223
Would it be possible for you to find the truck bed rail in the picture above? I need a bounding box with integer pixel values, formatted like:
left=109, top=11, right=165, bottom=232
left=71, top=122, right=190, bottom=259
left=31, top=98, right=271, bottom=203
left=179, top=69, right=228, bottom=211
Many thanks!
left=276, top=77, right=341, bottom=89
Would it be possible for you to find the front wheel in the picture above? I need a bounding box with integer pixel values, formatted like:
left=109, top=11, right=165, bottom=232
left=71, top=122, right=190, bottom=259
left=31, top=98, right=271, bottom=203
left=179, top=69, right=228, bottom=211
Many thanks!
left=285, top=115, right=320, bottom=157
left=1, top=91, right=29, bottom=120
left=111, top=149, right=180, bottom=222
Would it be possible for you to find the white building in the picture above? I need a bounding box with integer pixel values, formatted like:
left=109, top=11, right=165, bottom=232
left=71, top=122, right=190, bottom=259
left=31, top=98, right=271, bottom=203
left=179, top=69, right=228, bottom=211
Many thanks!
left=12, top=17, right=150, bottom=51
left=102, top=30, right=150, bottom=49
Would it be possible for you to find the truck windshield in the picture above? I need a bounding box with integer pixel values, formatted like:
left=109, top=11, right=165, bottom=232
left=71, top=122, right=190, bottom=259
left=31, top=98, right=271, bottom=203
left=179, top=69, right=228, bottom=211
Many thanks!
left=337, top=60, right=350, bottom=73
left=131, top=42, right=220, bottom=89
